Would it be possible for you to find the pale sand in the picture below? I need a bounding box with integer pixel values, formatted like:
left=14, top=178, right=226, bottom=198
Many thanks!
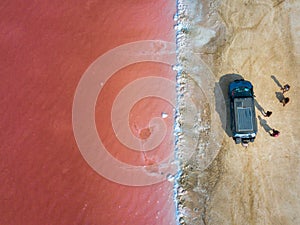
left=176, top=0, right=300, bottom=224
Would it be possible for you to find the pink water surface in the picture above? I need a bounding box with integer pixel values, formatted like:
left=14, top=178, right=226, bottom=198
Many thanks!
left=0, top=1, right=176, bottom=224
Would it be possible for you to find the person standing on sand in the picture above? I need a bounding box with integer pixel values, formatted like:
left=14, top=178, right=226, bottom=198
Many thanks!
left=280, top=97, right=290, bottom=106
left=262, top=110, right=272, bottom=117
left=281, top=84, right=290, bottom=93
left=270, top=129, right=280, bottom=137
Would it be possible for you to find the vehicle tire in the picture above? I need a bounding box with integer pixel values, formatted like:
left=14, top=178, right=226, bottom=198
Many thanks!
left=250, top=138, right=255, bottom=142
left=235, top=137, right=241, bottom=144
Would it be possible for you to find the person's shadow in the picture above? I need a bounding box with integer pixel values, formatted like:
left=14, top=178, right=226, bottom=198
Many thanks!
left=215, top=73, right=244, bottom=137
left=271, top=75, right=283, bottom=89
left=275, top=91, right=284, bottom=103
left=254, top=99, right=266, bottom=116
left=258, top=115, right=272, bottom=133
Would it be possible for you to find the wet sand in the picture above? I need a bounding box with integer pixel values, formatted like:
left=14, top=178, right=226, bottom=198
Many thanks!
left=0, top=1, right=177, bottom=224
left=176, top=0, right=300, bottom=224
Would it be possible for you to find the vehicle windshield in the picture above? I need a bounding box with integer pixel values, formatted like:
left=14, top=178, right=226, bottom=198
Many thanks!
left=232, top=86, right=252, bottom=98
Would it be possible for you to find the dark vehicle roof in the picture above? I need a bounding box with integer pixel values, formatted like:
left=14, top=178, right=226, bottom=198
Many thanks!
left=233, top=97, right=256, bottom=133
left=229, top=79, right=253, bottom=94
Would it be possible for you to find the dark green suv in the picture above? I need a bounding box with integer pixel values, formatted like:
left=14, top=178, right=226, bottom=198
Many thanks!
left=229, top=79, right=257, bottom=146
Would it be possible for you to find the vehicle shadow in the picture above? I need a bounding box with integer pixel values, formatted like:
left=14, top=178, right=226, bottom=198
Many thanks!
left=215, top=73, right=244, bottom=138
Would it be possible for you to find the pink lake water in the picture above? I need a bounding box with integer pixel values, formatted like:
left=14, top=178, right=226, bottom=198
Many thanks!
left=0, top=1, right=177, bottom=224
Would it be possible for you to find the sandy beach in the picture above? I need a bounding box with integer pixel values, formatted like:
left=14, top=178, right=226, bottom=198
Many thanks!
left=176, top=0, right=300, bottom=224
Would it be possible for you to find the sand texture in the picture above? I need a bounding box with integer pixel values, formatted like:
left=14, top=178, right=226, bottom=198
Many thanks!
left=176, top=0, right=300, bottom=224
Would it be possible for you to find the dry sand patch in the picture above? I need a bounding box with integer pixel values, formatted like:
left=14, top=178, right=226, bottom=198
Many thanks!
left=176, top=0, right=300, bottom=224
